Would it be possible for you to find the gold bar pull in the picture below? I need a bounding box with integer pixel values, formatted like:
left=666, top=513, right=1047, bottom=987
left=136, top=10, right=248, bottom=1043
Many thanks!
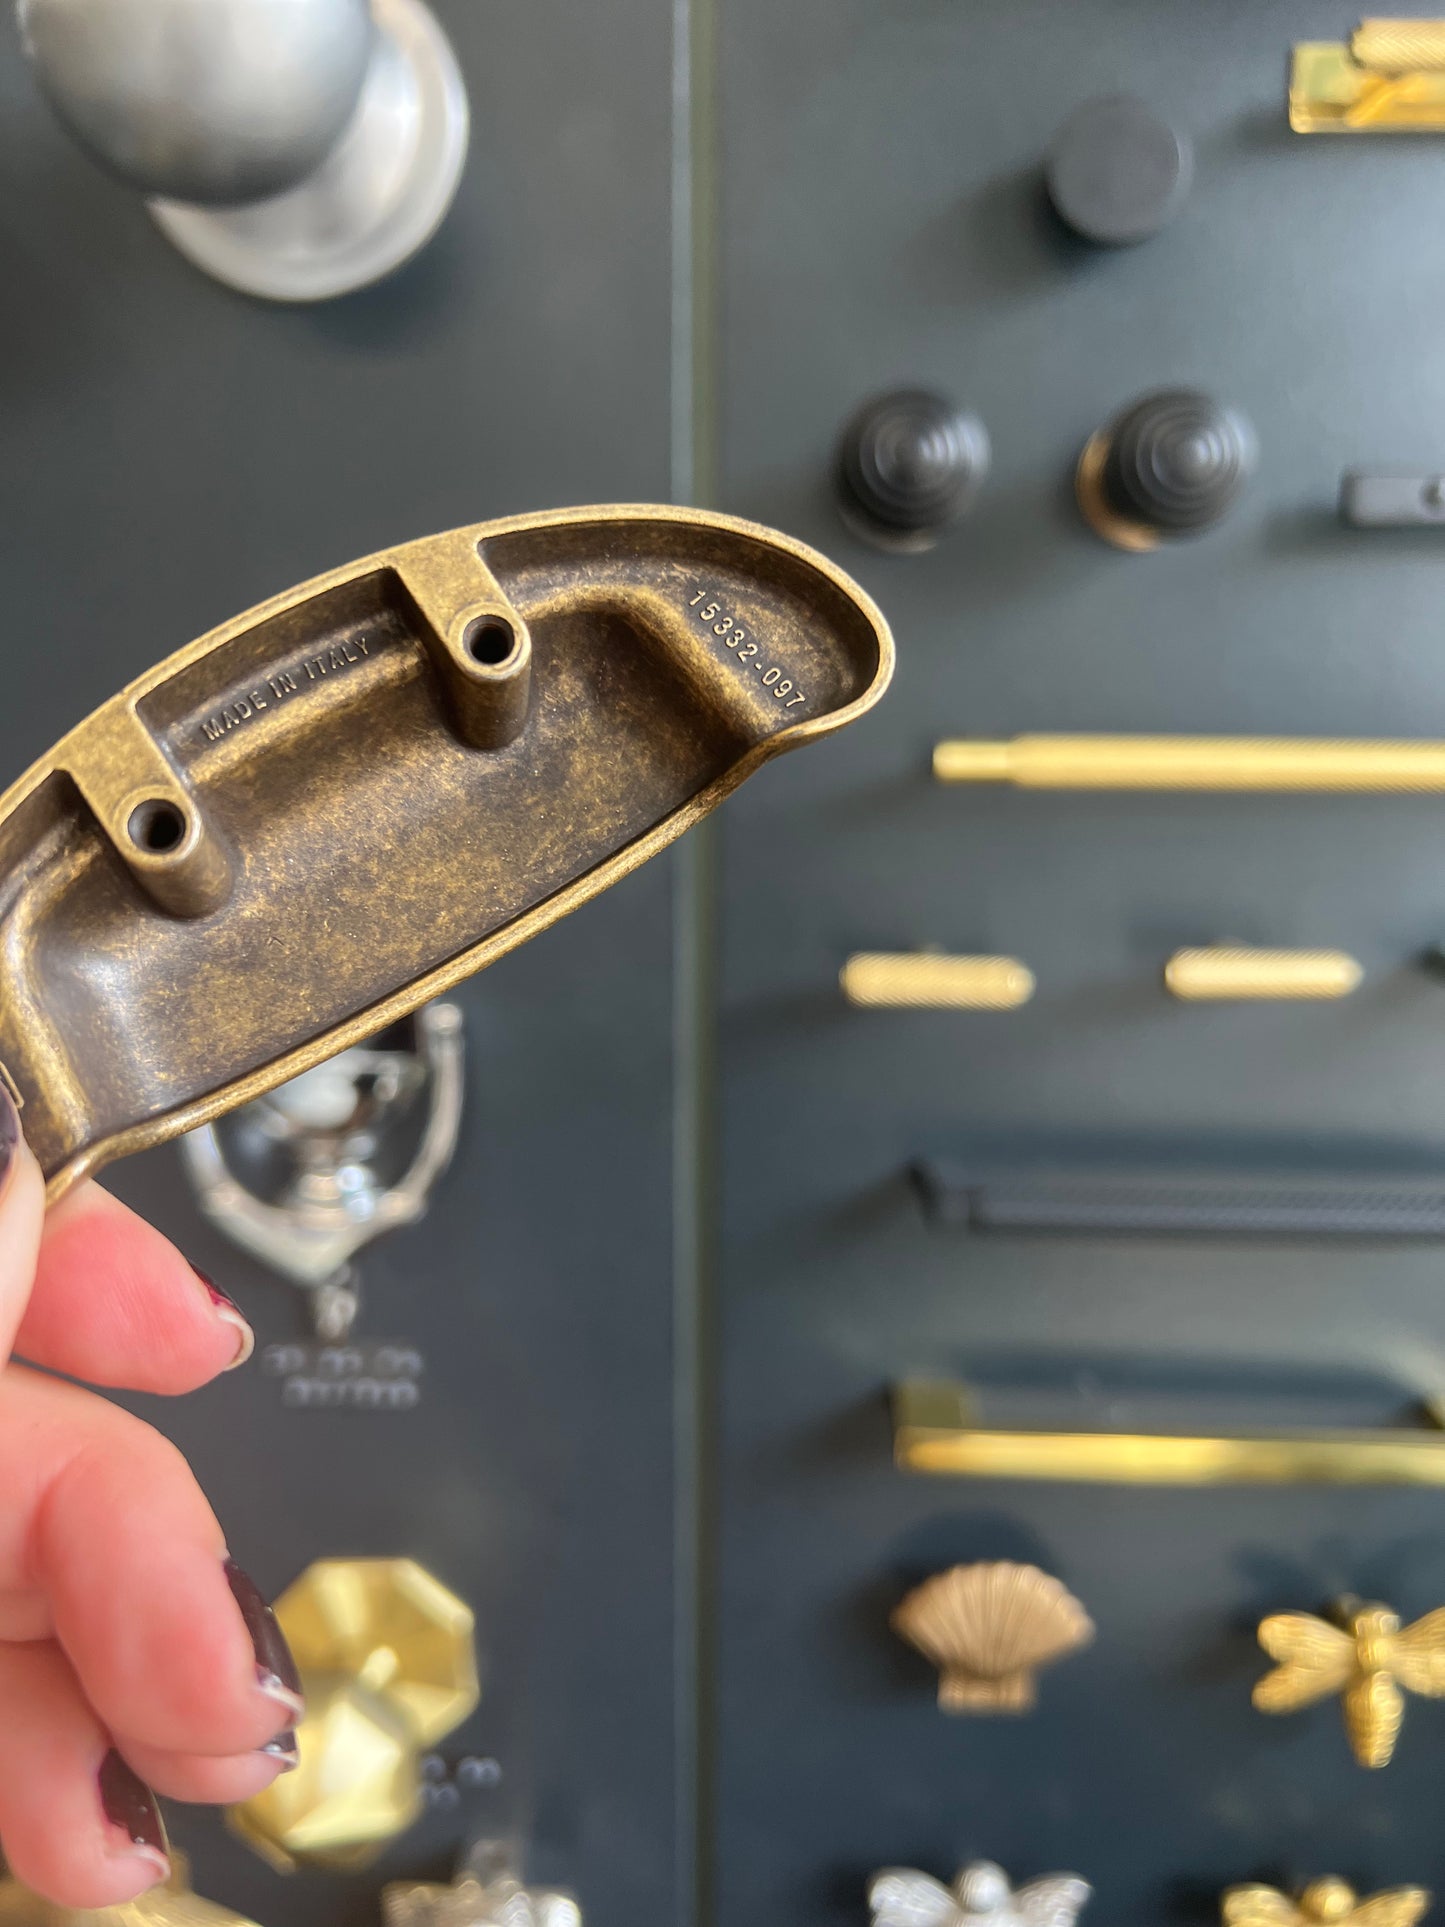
left=892, top=1380, right=1445, bottom=1487
left=1164, top=946, right=1362, bottom=1001
left=840, top=951, right=1034, bottom=1010
left=1292, top=23, right=1445, bottom=132
left=933, top=734, right=1445, bottom=791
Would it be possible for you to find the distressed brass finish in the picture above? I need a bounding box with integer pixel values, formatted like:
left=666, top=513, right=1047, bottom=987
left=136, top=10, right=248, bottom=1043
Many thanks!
left=1254, top=1599, right=1445, bottom=1767
left=892, top=1562, right=1094, bottom=1712
left=841, top=952, right=1035, bottom=1009
left=934, top=734, right=1445, bottom=790
left=893, top=1379, right=1445, bottom=1487
left=228, top=1556, right=479, bottom=1871
left=0, top=1855, right=260, bottom=1927
left=1292, top=25, right=1445, bottom=132
left=0, top=507, right=891, bottom=1202
left=1164, top=947, right=1363, bottom=1001
left=1224, top=1882, right=1430, bottom=1927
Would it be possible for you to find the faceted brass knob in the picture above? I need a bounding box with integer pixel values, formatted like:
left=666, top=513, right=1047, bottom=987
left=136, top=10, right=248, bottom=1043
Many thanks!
left=1253, top=1597, right=1445, bottom=1767
left=229, top=1557, right=479, bottom=1871
left=0, top=1854, right=259, bottom=1927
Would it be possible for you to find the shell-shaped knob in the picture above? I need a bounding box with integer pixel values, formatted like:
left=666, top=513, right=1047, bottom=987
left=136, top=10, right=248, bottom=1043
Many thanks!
left=837, top=389, right=991, bottom=549
left=18, top=0, right=375, bottom=205
left=892, top=1560, right=1094, bottom=1712
left=1077, top=389, right=1255, bottom=549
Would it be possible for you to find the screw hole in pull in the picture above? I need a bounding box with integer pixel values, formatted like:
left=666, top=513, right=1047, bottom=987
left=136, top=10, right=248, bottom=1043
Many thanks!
left=461, top=615, right=517, bottom=667
left=127, top=797, right=188, bottom=855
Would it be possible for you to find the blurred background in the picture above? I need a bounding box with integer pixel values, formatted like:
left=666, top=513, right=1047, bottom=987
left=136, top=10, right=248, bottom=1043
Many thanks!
left=7, top=4, right=1445, bottom=1925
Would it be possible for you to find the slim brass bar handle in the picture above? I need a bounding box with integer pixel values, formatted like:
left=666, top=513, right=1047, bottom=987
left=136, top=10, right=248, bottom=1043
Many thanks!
left=934, top=735, right=1445, bottom=791
left=841, top=952, right=1035, bottom=1010
left=892, top=1380, right=1445, bottom=1487
left=1164, top=947, right=1363, bottom=1000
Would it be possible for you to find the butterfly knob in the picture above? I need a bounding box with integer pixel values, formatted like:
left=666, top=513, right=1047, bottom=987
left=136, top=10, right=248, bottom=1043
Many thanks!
left=1222, top=1879, right=1431, bottom=1927
left=1253, top=1597, right=1445, bottom=1768
left=869, top=1862, right=1091, bottom=1927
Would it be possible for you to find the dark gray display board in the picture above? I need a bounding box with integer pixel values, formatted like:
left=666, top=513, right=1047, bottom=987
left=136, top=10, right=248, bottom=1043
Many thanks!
left=6, top=4, right=1445, bottom=1926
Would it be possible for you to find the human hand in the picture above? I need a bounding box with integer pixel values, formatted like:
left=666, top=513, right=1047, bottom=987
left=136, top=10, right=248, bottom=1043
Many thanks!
left=0, top=1082, right=303, bottom=1906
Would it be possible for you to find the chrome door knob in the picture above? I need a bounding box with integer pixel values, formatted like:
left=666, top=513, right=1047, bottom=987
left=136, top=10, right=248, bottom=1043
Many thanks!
left=18, top=0, right=375, bottom=204
left=17, top=0, right=469, bottom=301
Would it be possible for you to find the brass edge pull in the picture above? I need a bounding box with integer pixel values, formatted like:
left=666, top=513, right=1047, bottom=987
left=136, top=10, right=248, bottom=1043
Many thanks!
left=1164, top=946, right=1363, bottom=1000
left=892, top=1379, right=1445, bottom=1487
left=1293, top=22, right=1445, bottom=133
left=0, top=506, right=892, bottom=1199
left=841, top=952, right=1035, bottom=1009
left=934, top=734, right=1445, bottom=790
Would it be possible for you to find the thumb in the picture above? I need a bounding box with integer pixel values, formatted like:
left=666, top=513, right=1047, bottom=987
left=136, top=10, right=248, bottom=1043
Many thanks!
left=0, top=1081, right=46, bottom=1367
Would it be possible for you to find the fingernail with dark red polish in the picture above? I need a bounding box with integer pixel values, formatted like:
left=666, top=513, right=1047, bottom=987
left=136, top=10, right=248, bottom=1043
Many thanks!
left=225, top=1559, right=304, bottom=1719
left=260, top=1730, right=299, bottom=1770
left=0, top=1073, right=20, bottom=1202
left=191, top=1265, right=254, bottom=1371
left=98, top=1749, right=169, bottom=1878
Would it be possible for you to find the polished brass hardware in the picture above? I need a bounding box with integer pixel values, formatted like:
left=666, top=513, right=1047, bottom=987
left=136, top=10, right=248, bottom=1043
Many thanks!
left=841, top=952, right=1035, bottom=1010
left=1164, top=947, right=1362, bottom=1001
left=1224, top=1880, right=1430, bottom=1927
left=0, top=508, right=891, bottom=1202
left=893, top=1379, right=1445, bottom=1487
left=1254, top=1599, right=1445, bottom=1767
left=892, top=1562, right=1093, bottom=1712
left=229, top=1557, right=479, bottom=1871
left=870, top=1862, right=1091, bottom=1927
left=1292, top=23, right=1445, bottom=133
left=0, top=1854, right=259, bottom=1927
left=934, top=734, right=1445, bottom=790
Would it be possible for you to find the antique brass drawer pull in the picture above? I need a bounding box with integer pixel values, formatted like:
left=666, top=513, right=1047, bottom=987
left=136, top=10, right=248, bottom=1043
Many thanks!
left=893, top=1379, right=1445, bottom=1486
left=0, top=507, right=891, bottom=1200
left=934, top=734, right=1445, bottom=790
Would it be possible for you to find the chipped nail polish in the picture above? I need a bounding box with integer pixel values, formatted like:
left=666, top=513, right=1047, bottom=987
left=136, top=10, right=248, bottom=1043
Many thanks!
left=259, top=1730, right=299, bottom=1770
left=0, top=1073, right=19, bottom=1204
left=224, top=1558, right=304, bottom=1718
left=98, top=1749, right=168, bottom=1877
left=191, top=1265, right=254, bottom=1370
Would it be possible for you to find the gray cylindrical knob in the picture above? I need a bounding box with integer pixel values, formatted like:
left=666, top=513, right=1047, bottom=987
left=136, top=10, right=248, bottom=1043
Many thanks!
left=1046, top=95, right=1192, bottom=246
left=837, top=389, right=991, bottom=548
left=18, top=0, right=375, bottom=205
left=1099, top=389, right=1254, bottom=537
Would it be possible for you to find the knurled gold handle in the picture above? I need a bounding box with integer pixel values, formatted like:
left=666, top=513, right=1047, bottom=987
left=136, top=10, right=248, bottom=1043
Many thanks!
left=1352, top=19, right=1445, bottom=70
left=841, top=952, right=1035, bottom=1009
left=1164, top=947, right=1363, bottom=1001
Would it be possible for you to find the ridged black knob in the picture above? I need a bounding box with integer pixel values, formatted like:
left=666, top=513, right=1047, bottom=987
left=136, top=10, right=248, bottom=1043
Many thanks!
left=1100, top=389, right=1253, bottom=536
left=837, top=389, right=990, bottom=545
left=1046, top=95, right=1192, bottom=246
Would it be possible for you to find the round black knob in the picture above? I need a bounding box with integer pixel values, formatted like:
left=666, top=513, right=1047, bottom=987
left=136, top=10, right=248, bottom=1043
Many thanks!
left=1046, top=95, right=1192, bottom=246
left=1088, top=389, right=1254, bottom=543
left=837, top=389, right=990, bottom=548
